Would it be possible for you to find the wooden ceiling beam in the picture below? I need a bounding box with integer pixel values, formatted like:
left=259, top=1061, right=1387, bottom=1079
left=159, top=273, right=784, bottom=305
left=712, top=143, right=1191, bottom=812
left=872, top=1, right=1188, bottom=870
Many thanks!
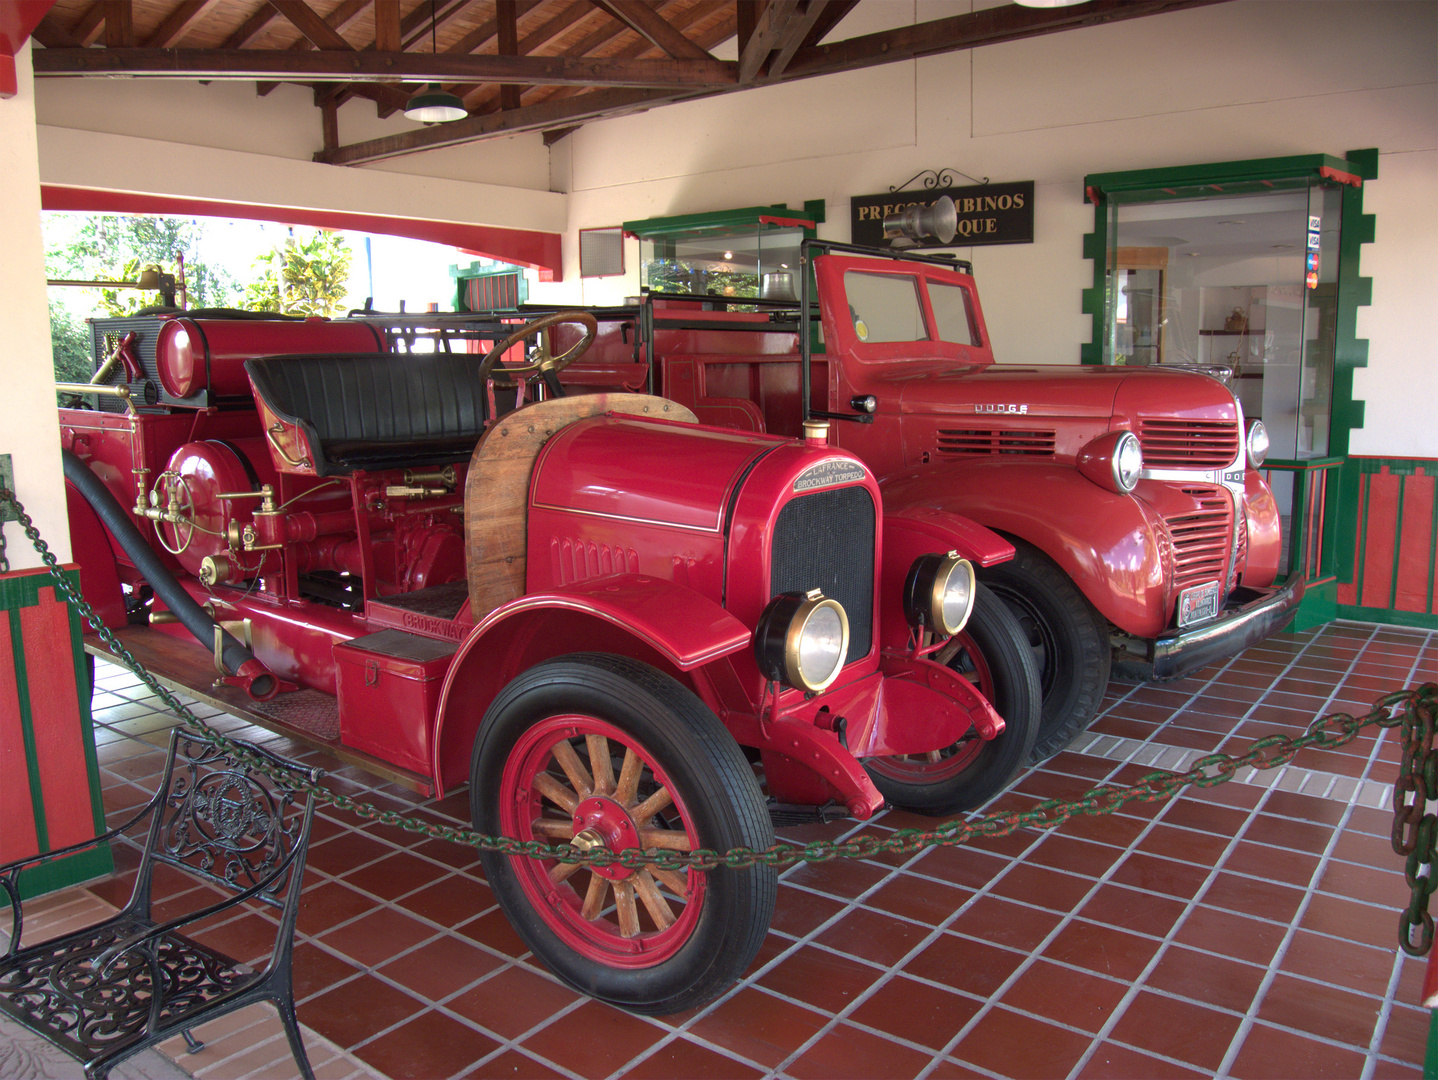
left=590, top=0, right=712, bottom=61
left=222, top=3, right=280, bottom=49
left=102, top=2, right=134, bottom=49
left=316, top=85, right=699, bottom=165
left=70, top=4, right=105, bottom=47
left=401, top=0, right=467, bottom=52
left=32, top=47, right=737, bottom=88
left=496, top=0, right=522, bottom=112
left=765, top=1, right=833, bottom=80
left=142, top=0, right=219, bottom=49
left=31, top=13, right=81, bottom=48
left=374, top=0, right=401, bottom=52
left=784, top=0, right=1226, bottom=80
left=270, top=0, right=354, bottom=52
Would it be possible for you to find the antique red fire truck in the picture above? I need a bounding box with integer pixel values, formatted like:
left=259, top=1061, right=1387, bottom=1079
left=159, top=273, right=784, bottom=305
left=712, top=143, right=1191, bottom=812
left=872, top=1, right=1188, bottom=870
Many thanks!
left=483, top=239, right=1303, bottom=760
left=56, top=307, right=1035, bottom=1014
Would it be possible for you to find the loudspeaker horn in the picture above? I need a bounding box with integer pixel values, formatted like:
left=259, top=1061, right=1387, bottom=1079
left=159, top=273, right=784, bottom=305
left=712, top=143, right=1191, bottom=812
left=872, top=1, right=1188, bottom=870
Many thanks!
left=883, top=195, right=958, bottom=245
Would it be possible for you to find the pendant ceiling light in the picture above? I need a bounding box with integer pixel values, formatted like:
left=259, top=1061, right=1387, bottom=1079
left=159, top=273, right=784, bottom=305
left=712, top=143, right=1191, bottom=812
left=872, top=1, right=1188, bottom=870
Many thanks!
left=404, top=1, right=467, bottom=123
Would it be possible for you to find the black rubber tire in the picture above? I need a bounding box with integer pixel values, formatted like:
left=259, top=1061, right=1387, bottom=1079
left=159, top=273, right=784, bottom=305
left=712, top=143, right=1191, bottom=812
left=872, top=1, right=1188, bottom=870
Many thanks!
left=471, top=653, right=777, bottom=1016
left=864, top=584, right=1040, bottom=815
left=977, top=540, right=1111, bottom=762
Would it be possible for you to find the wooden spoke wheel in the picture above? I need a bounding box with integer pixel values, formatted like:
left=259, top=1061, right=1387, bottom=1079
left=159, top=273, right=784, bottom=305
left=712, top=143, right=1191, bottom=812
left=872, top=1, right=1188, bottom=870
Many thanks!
left=472, top=654, right=775, bottom=1015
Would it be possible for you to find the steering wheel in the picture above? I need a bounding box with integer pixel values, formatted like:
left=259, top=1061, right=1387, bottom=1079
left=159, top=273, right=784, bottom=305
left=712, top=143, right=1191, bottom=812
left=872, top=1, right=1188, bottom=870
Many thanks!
left=476, top=311, right=599, bottom=390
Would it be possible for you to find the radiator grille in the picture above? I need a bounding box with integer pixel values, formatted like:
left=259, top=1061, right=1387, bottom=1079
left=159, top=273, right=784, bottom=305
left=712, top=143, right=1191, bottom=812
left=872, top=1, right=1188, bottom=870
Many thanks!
left=935, top=428, right=1056, bottom=457
left=461, top=271, right=524, bottom=312
left=770, top=485, right=875, bottom=664
left=550, top=537, right=640, bottom=585
left=1165, top=485, right=1233, bottom=592
left=1137, top=418, right=1241, bottom=469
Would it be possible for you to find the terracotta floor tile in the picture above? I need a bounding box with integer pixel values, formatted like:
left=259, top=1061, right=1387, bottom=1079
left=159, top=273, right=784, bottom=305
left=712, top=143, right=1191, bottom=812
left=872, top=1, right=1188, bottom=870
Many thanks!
left=393, top=871, right=496, bottom=928
left=189, top=910, right=284, bottom=967
left=454, top=905, right=533, bottom=959
left=995, top=959, right=1129, bottom=1034
left=316, top=905, right=439, bottom=969
left=780, top=854, right=893, bottom=900
left=988, top=862, right=1095, bottom=914
left=462, top=1048, right=566, bottom=1079
left=1377, top=1002, right=1431, bottom=1067
left=1172, top=906, right=1288, bottom=967
left=1076, top=883, right=1187, bottom=939
left=1158, top=797, right=1251, bottom=837
left=1107, top=990, right=1241, bottom=1072
left=623, top=1036, right=766, bottom=1079
left=1075, top=1041, right=1209, bottom=1079
left=769, top=884, right=848, bottom=937
left=1142, top=944, right=1266, bottom=1014
left=1257, top=972, right=1383, bottom=1048
left=291, top=940, right=366, bottom=1002
left=846, top=973, right=983, bottom=1051
left=446, top=963, right=581, bottom=1040
left=785, top=1021, right=936, bottom=1080
left=519, top=999, right=669, bottom=1077
left=911, top=844, right=1016, bottom=890
left=757, top=943, right=884, bottom=1013
left=1299, top=892, right=1400, bottom=950
left=375, top=933, right=504, bottom=1002
left=296, top=879, right=382, bottom=937
left=685, top=987, right=830, bottom=1068
left=863, top=873, right=971, bottom=925
left=946, top=895, right=1064, bottom=954
left=900, top=933, right=1025, bottom=999
left=1200, top=871, right=1307, bottom=924
left=1226, top=1020, right=1370, bottom=1079
left=813, top=905, right=935, bottom=968
left=1221, top=839, right=1322, bottom=887
left=1056, top=810, right=1151, bottom=848
left=1039, top=920, right=1161, bottom=983
left=350, top=1007, right=500, bottom=1079
left=949, top=1006, right=1095, bottom=1080
left=1136, top=822, right=1233, bottom=866
left=1108, top=851, right=1211, bottom=901
left=339, top=849, right=452, bottom=903
left=300, top=972, right=425, bottom=1050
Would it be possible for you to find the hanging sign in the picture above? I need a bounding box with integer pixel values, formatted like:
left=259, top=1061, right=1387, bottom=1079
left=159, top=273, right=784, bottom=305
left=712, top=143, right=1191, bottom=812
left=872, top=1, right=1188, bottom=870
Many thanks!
left=851, top=181, right=1034, bottom=249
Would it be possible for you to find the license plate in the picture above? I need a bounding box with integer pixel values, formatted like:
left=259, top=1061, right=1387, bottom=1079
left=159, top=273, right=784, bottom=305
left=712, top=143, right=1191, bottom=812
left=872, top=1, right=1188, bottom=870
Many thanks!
left=1177, top=581, right=1222, bottom=627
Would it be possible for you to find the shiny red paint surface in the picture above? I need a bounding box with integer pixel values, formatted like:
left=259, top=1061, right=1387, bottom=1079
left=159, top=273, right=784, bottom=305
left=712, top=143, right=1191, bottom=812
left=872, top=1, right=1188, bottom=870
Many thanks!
left=157, top=318, right=383, bottom=398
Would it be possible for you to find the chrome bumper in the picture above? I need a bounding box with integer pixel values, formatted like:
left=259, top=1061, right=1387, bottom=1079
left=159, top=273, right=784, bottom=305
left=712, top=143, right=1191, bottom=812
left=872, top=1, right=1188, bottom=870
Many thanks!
left=1146, top=576, right=1307, bottom=682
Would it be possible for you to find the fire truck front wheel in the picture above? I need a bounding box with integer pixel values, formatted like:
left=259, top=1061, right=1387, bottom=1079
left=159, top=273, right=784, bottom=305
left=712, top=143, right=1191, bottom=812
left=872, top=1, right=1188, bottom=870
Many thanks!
left=867, top=585, right=1042, bottom=815
left=977, top=540, right=1111, bottom=761
left=471, top=653, right=777, bottom=1016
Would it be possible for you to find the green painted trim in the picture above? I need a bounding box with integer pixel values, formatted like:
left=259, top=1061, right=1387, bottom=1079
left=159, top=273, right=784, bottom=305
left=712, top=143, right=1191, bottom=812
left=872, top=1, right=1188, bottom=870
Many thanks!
left=8, top=606, right=50, bottom=854
left=17, top=846, right=113, bottom=902
left=623, top=199, right=826, bottom=238
left=1084, top=153, right=1355, bottom=197
left=1292, top=579, right=1337, bottom=632
left=1426, top=1007, right=1438, bottom=1080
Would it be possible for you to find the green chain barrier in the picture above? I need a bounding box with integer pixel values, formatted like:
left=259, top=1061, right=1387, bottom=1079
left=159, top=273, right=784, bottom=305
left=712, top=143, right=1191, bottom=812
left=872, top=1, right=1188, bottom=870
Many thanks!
left=4, top=488, right=1435, bottom=953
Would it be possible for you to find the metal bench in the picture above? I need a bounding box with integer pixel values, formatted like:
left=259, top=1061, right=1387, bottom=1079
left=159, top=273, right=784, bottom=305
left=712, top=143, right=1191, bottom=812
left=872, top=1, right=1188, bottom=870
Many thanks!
left=0, top=728, right=320, bottom=1080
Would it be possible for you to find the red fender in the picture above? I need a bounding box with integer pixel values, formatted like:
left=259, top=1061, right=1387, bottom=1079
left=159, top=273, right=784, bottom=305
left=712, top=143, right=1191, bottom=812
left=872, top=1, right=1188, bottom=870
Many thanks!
left=880, top=507, right=1014, bottom=651
left=882, top=459, right=1169, bottom=636
left=430, top=575, right=751, bottom=795
left=63, top=481, right=127, bottom=631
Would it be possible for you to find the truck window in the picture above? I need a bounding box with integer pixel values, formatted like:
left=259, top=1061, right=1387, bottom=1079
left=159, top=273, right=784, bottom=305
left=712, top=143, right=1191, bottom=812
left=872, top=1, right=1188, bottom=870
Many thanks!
left=929, top=280, right=977, bottom=346
left=844, top=271, right=929, bottom=343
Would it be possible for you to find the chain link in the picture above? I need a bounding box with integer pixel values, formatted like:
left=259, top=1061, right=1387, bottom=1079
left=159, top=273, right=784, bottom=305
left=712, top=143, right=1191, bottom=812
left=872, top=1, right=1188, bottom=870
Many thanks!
left=4, top=488, right=1435, bottom=953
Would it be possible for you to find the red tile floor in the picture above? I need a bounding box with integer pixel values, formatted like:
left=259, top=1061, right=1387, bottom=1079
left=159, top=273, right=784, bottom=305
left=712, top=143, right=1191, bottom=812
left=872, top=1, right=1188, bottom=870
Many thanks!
left=76, top=618, right=1436, bottom=1079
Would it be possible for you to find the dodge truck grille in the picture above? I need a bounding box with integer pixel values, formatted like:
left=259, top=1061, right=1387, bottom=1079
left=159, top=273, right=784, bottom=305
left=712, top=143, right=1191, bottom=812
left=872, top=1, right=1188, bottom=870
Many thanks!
left=936, top=428, right=1056, bottom=457
left=771, top=485, right=875, bottom=664
left=1165, top=486, right=1233, bottom=592
left=1138, top=418, right=1240, bottom=469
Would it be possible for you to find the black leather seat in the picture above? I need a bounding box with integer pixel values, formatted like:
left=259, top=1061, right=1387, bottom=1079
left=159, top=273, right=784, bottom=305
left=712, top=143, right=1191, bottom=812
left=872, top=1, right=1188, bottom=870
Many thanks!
left=246, top=352, right=490, bottom=475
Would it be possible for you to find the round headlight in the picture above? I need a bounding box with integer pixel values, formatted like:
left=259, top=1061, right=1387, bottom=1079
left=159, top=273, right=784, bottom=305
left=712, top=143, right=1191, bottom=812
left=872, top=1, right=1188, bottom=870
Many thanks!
left=904, top=551, right=976, bottom=637
left=754, top=589, right=850, bottom=692
left=1247, top=419, right=1269, bottom=467
left=1114, top=430, right=1143, bottom=493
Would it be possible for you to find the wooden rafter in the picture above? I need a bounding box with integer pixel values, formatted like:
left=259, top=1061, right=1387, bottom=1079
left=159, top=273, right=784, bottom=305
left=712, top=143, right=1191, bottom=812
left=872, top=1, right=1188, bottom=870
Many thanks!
left=590, top=0, right=713, bottom=61
left=142, top=0, right=217, bottom=49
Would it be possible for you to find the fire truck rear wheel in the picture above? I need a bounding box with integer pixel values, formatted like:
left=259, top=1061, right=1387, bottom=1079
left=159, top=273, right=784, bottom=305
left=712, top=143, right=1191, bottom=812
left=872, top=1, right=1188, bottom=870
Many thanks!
left=864, top=585, right=1041, bottom=814
left=977, top=540, right=1111, bottom=762
left=471, top=653, right=777, bottom=1016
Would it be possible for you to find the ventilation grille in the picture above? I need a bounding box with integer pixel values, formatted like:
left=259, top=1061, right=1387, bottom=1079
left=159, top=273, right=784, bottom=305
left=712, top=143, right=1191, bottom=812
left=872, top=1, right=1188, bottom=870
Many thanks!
left=550, top=538, right=640, bottom=585
left=580, top=227, right=625, bottom=277
left=1165, top=485, right=1233, bottom=592
left=1138, top=418, right=1240, bottom=469
left=460, top=271, right=525, bottom=313
left=770, top=485, right=875, bottom=664
left=935, top=428, right=1056, bottom=457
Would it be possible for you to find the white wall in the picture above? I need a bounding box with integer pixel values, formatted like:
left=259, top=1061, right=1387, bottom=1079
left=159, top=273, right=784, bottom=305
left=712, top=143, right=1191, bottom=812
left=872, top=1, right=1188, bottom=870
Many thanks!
left=1, top=44, right=70, bottom=567
left=15, top=0, right=1438, bottom=478
left=542, top=0, right=1437, bottom=456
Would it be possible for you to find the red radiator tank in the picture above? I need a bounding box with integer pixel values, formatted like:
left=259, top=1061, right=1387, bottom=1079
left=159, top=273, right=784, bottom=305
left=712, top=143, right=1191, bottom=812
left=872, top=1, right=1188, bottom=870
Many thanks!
left=155, top=317, right=385, bottom=399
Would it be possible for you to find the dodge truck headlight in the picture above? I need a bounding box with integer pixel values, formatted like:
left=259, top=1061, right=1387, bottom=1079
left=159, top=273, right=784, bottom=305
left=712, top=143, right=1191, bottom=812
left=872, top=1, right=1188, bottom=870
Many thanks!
left=754, top=589, right=850, bottom=692
left=1078, top=430, right=1144, bottom=494
left=904, top=551, right=976, bottom=637
left=1247, top=419, right=1269, bottom=467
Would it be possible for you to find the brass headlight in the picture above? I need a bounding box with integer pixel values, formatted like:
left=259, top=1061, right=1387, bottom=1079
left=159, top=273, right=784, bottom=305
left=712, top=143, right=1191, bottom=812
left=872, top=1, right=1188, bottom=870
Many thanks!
left=1078, top=430, right=1144, bottom=494
left=754, top=589, right=850, bottom=692
left=903, top=551, right=976, bottom=637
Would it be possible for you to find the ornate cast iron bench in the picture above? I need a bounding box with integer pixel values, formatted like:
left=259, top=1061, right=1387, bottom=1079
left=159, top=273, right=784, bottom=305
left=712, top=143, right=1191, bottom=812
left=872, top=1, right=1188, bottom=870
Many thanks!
left=0, top=728, right=320, bottom=1080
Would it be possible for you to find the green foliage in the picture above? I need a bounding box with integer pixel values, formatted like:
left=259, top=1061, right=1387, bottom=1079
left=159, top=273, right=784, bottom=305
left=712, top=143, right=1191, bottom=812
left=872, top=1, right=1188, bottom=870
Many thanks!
left=245, top=230, right=353, bottom=317
left=644, top=258, right=759, bottom=298
left=44, top=214, right=243, bottom=313
left=49, top=299, right=92, bottom=384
